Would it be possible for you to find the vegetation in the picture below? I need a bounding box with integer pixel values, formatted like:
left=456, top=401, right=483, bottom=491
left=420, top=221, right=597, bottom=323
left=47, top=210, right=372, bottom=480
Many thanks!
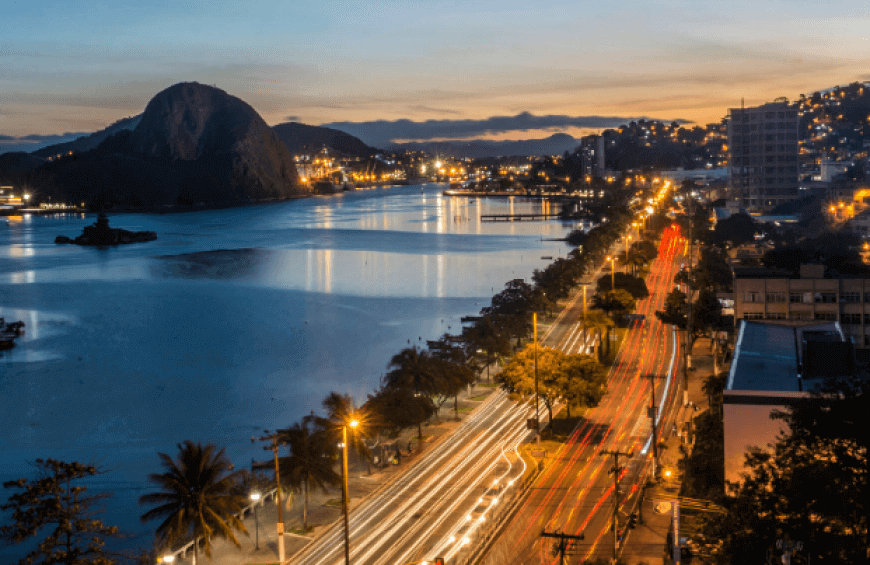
left=1, top=459, right=121, bottom=565
left=139, top=441, right=247, bottom=561
left=271, top=417, right=340, bottom=532
left=700, top=376, right=868, bottom=564
left=497, top=344, right=607, bottom=423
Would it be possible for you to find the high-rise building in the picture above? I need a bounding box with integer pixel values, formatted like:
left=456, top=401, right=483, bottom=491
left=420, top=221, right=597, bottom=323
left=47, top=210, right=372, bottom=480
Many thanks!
left=728, top=101, right=800, bottom=210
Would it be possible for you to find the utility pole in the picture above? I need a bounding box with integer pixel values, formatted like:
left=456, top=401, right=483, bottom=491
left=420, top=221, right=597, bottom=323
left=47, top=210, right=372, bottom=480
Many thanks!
left=683, top=184, right=694, bottom=397
left=603, top=448, right=633, bottom=563
left=647, top=372, right=659, bottom=479
left=541, top=530, right=584, bottom=565
left=258, top=434, right=286, bottom=565
left=533, top=312, right=540, bottom=444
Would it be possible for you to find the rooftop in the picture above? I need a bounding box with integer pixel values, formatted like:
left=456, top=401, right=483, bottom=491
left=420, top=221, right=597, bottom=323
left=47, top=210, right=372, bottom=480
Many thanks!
left=727, top=320, right=848, bottom=393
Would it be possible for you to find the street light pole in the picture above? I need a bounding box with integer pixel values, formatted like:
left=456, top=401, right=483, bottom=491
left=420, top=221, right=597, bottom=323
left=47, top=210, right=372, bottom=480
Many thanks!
left=341, top=419, right=359, bottom=565
left=533, top=312, right=540, bottom=444
left=250, top=493, right=261, bottom=550
left=607, top=256, right=615, bottom=291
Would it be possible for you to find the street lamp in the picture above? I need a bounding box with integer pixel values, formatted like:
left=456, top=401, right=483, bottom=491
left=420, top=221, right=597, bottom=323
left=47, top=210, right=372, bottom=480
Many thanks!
left=250, top=492, right=261, bottom=550
left=342, top=419, right=360, bottom=565
left=161, top=555, right=175, bottom=563
left=532, top=312, right=540, bottom=444
left=606, top=256, right=615, bottom=291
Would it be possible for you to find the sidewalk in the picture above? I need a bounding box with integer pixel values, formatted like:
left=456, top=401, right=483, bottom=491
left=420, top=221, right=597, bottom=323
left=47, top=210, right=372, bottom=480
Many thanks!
left=620, top=336, right=724, bottom=565
left=163, top=367, right=505, bottom=565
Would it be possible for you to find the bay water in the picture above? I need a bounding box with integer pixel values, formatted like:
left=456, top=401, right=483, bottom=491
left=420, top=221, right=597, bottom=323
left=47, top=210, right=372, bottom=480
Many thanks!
left=0, top=183, right=570, bottom=554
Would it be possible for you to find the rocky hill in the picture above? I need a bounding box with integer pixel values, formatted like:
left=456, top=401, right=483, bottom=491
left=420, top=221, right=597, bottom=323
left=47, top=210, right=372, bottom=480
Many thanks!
left=5, top=83, right=306, bottom=210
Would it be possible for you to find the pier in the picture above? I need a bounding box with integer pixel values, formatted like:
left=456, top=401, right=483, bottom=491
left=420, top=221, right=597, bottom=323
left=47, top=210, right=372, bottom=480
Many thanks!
left=480, top=213, right=562, bottom=222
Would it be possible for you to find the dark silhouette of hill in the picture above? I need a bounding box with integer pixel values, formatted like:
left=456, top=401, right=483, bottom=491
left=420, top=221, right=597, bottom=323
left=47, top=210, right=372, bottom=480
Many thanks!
left=390, top=133, right=579, bottom=158
left=6, top=82, right=306, bottom=210
left=32, top=115, right=143, bottom=159
left=0, top=152, right=45, bottom=175
left=272, top=122, right=377, bottom=157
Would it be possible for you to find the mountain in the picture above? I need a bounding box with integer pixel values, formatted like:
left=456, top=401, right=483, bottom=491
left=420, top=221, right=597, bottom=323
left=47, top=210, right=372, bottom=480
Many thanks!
left=32, top=115, right=143, bottom=159
left=389, top=133, right=580, bottom=158
left=0, top=152, right=45, bottom=175
left=272, top=122, right=378, bottom=158
left=6, top=82, right=305, bottom=209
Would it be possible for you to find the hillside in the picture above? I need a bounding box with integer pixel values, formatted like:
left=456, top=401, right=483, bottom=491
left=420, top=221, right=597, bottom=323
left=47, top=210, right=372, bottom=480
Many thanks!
left=7, top=82, right=306, bottom=209
left=272, top=122, right=377, bottom=158
left=32, top=115, right=143, bottom=159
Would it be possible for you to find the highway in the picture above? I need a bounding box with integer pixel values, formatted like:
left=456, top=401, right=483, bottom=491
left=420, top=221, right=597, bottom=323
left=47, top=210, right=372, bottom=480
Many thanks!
left=290, top=382, right=538, bottom=565
left=479, top=225, right=686, bottom=565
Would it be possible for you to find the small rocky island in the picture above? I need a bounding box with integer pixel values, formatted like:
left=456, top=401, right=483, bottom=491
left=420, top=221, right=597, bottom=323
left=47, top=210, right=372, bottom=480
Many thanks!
left=56, top=214, right=157, bottom=246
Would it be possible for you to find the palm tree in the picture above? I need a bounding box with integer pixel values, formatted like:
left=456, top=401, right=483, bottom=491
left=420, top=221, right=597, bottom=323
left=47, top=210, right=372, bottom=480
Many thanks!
left=276, top=416, right=340, bottom=532
left=584, top=310, right=615, bottom=361
left=320, top=391, right=373, bottom=472
left=139, top=441, right=247, bottom=562
left=384, top=346, right=440, bottom=396
left=622, top=247, right=647, bottom=277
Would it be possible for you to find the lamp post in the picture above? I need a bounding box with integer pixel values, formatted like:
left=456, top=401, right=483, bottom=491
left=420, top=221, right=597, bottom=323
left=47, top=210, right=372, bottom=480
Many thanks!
left=342, top=419, right=359, bottom=565
left=533, top=312, right=540, bottom=444
left=606, top=256, right=615, bottom=291
left=250, top=492, right=261, bottom=550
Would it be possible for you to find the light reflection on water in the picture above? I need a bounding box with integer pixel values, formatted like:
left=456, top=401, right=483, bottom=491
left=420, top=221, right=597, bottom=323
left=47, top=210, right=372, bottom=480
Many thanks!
left=0, top=184, right=574, bottom=554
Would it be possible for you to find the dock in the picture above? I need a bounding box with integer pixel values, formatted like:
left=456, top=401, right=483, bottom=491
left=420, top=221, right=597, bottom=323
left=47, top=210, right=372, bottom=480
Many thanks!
left=480, top=213, right=562, bottom=222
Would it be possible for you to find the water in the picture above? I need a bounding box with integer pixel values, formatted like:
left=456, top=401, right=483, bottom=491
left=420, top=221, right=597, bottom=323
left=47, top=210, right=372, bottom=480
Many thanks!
left=0, top=184, right=571, bottom=555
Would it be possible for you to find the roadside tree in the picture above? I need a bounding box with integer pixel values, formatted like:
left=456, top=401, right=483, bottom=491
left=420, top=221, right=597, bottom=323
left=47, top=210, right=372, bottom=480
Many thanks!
left=273, top=417, right=340, bottom=532
left=364, top=385, right=437, bottom=441
left=1, top=459, right=120, bottom=565
left=596, top=272, right=649, bottom=300
left=139, top=441, right=247, bottom=561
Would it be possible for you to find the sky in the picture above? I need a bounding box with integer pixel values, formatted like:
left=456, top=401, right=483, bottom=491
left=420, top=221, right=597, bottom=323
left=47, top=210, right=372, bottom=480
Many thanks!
left=2, top=0, right=870, bottom=148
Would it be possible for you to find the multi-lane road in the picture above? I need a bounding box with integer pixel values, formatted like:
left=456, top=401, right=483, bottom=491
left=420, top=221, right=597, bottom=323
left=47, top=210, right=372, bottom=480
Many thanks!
left=290, top=381, right=537, bottom=565
left=480, top=225, right=686, bottom=565
left=290, top=225, right=685, bottom=565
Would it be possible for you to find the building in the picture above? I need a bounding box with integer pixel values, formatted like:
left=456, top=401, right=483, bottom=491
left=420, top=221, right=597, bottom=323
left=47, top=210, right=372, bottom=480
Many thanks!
left=733, top=264, right=870, bottom=361
left=728, top=101, right=800, bottom=211
left=724, top=319, right=852, bottom=483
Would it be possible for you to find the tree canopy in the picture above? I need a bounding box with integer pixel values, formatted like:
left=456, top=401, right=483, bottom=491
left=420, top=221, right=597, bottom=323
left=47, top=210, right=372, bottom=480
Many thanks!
left=1, top=459, right=120, bottom=565
left=702, top=376, right=868, bottom=564
left=497, top=344, right=608, bottom=422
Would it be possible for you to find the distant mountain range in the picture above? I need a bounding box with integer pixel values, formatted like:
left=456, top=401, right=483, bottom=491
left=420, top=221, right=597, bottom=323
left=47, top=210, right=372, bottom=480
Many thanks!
left=388, top=133, right=580, bottom=158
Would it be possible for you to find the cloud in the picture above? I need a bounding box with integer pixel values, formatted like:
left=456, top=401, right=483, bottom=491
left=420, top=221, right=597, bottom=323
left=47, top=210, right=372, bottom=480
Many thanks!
left=284, top=115, right=301, bottom=122
left=321, top=112, right=658, bottom=146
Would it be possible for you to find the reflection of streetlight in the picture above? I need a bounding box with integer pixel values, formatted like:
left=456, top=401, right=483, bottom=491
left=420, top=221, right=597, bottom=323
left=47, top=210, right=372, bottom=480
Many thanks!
left=250, top=492, right=261, bottom=550
left=342, top=419, right=360, bottom=565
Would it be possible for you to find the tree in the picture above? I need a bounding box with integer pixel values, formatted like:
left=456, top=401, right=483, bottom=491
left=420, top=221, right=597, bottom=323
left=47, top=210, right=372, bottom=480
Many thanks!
left=656, top=287, right=688, bottom=329
left=364, top=385, right=437, bottom=440
left=557, top=354, right=609, bottom=418
left=702, top=376, right=868, bottom=564
left=461, top=317, right=511, bottom=380
left=481, top=279, right=536, bottom=347
left=0, top=459, right=120, bottom=565
left=497, top=344, right=608, bottom=424
left=320, top=392, right=372, bottom=468
left=591, top=289, right=636, bottom=322
left=583, top=310, right=615, bottom=361
left=139, top=441, right=247, bottom=561
left=691, top=247, right=733, bottom=292
left=428, top=337, right=477, bottom=418
left=596, top=272, right=649, bottom=300
left=274, top=417, right=340, bottom=532
left=384, top=346, right=440, bottom=397
left=707, top=213, right=756, bottom=248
